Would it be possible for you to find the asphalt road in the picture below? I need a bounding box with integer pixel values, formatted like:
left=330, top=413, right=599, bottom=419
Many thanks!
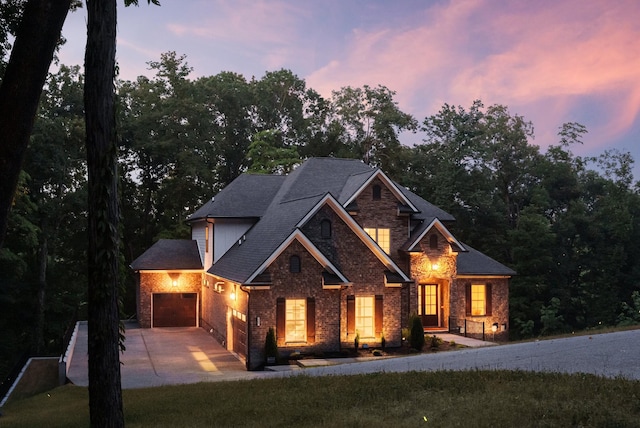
left=263, top=329, right=640, bottom=380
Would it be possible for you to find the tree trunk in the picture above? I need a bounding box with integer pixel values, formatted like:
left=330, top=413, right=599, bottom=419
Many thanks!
left=84, top=0, right=124, bottom=426
left=0, top=0, right=71, bottom=248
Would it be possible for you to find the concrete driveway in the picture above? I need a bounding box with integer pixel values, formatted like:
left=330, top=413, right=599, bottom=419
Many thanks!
left=67, top=322, right=261, bottom=388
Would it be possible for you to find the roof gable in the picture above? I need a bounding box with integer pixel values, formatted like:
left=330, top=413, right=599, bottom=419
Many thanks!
left=403, top=218, right=466, bottom=253
left=245, top=229, right=350, bottom=285
left=297, top=193, right=412, bottom=282
left=342, top=169, right=419, bottom=213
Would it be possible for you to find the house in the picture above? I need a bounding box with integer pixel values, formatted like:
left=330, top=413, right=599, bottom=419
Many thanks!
left=131, top=157, right=515, bottom=370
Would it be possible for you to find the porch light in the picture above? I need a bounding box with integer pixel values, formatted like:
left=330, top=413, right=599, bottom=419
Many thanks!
left=172, top=280, right=177, bottom=287
left=431, top=263, right=439, bottom=271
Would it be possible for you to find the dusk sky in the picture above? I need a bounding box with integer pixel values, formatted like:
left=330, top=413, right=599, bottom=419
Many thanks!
left=58, top=0, right=640, bottom=179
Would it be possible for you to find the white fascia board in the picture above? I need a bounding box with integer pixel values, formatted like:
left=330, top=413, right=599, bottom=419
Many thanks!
left=456, top=275, right=512, bottom=279
left=245, top=229, right=349, bottom=284
left=407, top=218, right=466, bottom=252
left=297, top=193, right=412, bottom=283
left=342, top=169, right=418, bottom=212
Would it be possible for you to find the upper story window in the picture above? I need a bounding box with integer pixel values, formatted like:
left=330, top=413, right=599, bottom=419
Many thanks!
left=372, top=184, right=381, bottom=200
left=429, top=234, right=438, bottom=249
left=289, top=255, right=301, bottom=273
left=320, top=219, right=332, bottom=239
left=364, top=227, right=390, bottom=254
left=205, top=226, right=210, bottom=253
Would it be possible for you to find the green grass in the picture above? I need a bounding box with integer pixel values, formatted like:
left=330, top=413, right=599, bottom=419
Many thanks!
left=3, top=370, right=640, bottom=427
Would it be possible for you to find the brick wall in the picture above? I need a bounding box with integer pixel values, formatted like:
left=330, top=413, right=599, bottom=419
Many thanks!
left=136, top=271, right=201, bottom=328
left=451, top=277, right=510, bottom=341
left=353, top=178, right=411, bottom=271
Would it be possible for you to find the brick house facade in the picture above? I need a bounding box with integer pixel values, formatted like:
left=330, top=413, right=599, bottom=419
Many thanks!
left=131, top=158, right=515, bottom=370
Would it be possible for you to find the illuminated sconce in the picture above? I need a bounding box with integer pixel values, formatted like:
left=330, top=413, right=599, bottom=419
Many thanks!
left=230, top=285, right=237, bottom=301
left=172, top=280, right=178, bottom=287
left=256, top=316, right=261, bottom=327
left=431, top=263, right=439, bottom=271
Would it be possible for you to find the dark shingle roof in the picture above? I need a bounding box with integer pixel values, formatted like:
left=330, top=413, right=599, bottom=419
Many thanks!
left=202, top=157, right=502, bottom=283
left=456, top=243, right=516, bottom=276
left=130, top=239, right=202, bottom=270
left=187, top=174, right=286, bottom=221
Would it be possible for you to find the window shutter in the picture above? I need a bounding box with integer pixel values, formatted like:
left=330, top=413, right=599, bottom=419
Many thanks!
left=465, top=283, right=471, bottom=316
left=307, top=297, right=316, bottom=343
left=486, top=283, right=492, bottom=316
left=276, top=298, right=285, bottom=346
left=375, top=295, right=383, bottom=338
left=347, top=295, right=355, bottom=335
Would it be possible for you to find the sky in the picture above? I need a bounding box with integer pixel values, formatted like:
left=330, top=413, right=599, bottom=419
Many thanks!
left=58, top=0, right=640, bottom=179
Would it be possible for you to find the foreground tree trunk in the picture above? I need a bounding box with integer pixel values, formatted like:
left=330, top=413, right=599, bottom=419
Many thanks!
left=84, top=0, right=124, bottom=426
left=0, top=0, right=71, bottom=247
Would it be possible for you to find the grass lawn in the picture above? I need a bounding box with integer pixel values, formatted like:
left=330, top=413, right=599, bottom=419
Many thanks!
left=2, top=370, right=639, bottom=427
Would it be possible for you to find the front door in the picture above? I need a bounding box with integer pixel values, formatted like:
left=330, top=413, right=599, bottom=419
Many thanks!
left=418, top=284, right=438, bottom=327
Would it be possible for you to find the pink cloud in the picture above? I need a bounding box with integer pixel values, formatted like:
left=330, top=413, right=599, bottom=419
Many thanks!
left=307, top=0, right=640, bottom=153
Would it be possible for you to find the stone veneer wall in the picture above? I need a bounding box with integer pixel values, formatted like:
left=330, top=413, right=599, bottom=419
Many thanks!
left=136, top=271, right=202, bottom=328
left=409, top=228, right=457, bottom=329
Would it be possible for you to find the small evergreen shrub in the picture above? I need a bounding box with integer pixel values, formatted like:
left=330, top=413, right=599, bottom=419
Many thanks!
left=264, top=327, right=279, bottom=363
left=430, top=335, right=442, bottom=350
left=409, top=314, right=425, bottom=351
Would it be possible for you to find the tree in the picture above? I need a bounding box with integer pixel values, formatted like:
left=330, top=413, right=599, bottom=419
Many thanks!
left=330, top=85, right=417, bottom=176
left=0, top=0, right=72, bottom=247
left=84, top=0, right=122, bottom=425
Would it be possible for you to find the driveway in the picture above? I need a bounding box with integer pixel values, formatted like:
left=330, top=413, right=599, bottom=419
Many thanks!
left=67, top=322, right=262, bottom=388
left=67, top=323, right=640, bottom=389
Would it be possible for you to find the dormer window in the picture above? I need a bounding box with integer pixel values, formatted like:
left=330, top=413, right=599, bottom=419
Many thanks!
left=372, top=184, right=381, bottom=200
left=320, top=219, right=332, bottom=239
left=430, top=234, right=438, bottom=249
left=289, top=255, right=301, bottom=273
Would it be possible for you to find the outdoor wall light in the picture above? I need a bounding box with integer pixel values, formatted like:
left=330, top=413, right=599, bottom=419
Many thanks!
left=492, top=323, right=499, bottom=332
left=230, top=292, right=236, bottom=301
left=256, top=316, right=261, bottom=326
left=431, top=263, right=439, bottom=271
left=172, top=280, right=177, bottom=287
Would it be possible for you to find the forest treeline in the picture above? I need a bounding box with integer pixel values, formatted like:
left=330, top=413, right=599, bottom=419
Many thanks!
left=2, top=51, right=640, bottom=377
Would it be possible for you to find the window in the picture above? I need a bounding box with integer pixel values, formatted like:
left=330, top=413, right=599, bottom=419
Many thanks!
left=289, top=255, right=301, bottom=273
left=372, top=184, right=381, bottom=200
left=276, top=297, right=315, bottom=345
left=364, top=227, right=390, bottom=254
left=285, top=299, right=306, bottom=342
left=205, top=225, right=209, bottom=253
left=320, top=219, right=332, bottom=239
left=466, top=283, right=492, bottom=316
left=356, top=296, right=375, bottom=338
left=429, top=234, right=438, bottom=249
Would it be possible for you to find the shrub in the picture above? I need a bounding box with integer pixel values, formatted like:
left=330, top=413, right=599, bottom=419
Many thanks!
left=409, top=314, right=425, bottom=351
left=264, top=327, right=279, bottom=363
left=430, top=335, right=442, bottom=350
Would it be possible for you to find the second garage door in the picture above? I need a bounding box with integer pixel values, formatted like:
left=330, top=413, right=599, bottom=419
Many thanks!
left=153, top=293, right=197, bottom=327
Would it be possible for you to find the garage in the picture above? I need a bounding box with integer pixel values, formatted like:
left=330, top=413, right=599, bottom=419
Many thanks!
left=153, top=293, right=197, bottom=327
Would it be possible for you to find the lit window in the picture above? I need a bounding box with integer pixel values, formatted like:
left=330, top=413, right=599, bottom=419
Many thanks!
left=471, top=284, right=486, bottom=316
left=285, top=299, right=306, bottom=342
left=364, top=227, right=390, bottom=254
left=205, top=226, right=209, bottom=253
left=356, top=296, right=375, bottom=338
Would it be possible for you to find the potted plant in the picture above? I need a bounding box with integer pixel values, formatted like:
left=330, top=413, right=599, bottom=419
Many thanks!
left=264, top=327, right=278, bottom=365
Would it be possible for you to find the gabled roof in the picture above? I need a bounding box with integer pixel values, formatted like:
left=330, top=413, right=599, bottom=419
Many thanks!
left=402, top=218, right=466, bottom=253
left=342, top=169, right=419, bottom=213
left=130, top=239, right=202, bottom=271
left=456, top=243, right=516, bottom=276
